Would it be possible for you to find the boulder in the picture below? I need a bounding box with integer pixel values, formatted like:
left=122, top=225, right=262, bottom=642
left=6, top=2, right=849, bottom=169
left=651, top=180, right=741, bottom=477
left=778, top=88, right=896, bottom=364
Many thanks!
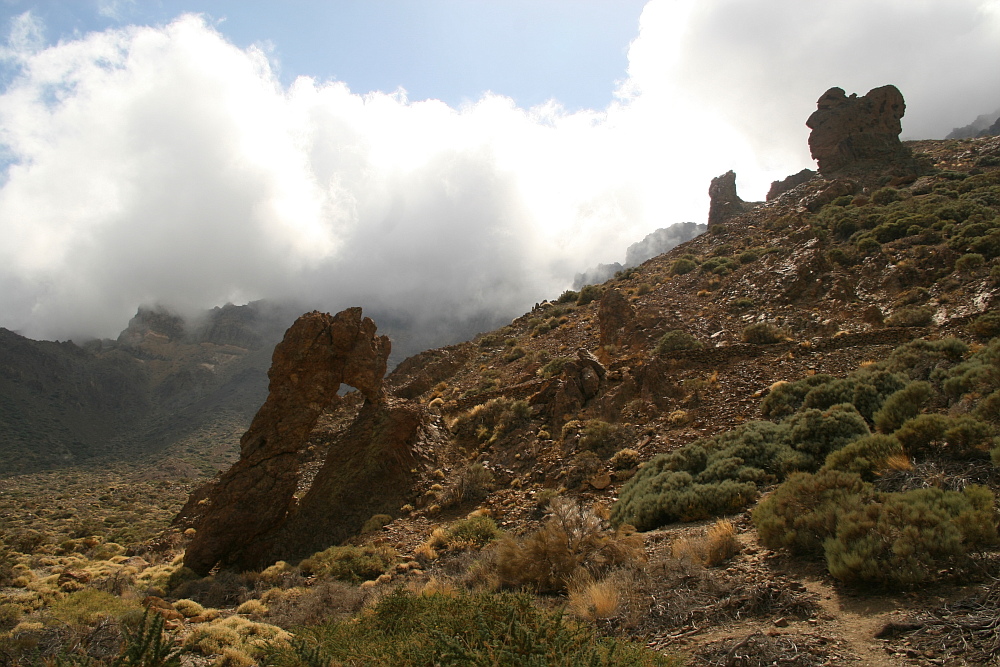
left=178, top=308, right=392, bottom=575
left=530, top=349, right=607, bottom=425
left=806, top=85, right=910, bottom=174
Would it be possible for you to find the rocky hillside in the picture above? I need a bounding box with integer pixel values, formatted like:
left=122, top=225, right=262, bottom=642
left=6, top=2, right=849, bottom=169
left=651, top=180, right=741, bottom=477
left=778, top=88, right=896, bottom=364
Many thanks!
left=3, top=84, right=1000, bottom=666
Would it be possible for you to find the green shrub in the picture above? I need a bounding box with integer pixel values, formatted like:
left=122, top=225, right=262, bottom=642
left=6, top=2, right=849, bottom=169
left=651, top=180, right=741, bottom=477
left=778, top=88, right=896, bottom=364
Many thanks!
left=445, top=514, right=503, bottom=550
left=577, top=284, right=603, bottom=306
left=267, top=589, right=676, bottom=666
left=701, top=256, right=737, bottom=276
left=754, top=470, right=872, bottom=556
left=873, top=381, right=933, bottom=433
left=611, top=406, right=869, bottom=531
left=609, top=448, right=641, bottom=470
left=361, top=514, right=393, bottom=534
left=654, top=330, right=703, bottom=354
left=893, top=413, right=948, bottom=458
left=941, top=337, right=998, bottom=397
left=451, top=397, right=530, bottom=446
left=885, top=306, right=934, bottom=327
left=742, top=322, right=784, bottom=344
left=116, top=608, right=183, bottom=667
left=871, top=187, right=900, bottom=205
left=970, top=310, right=1000, bottom=339
left=458, top=463, right=495, bottom=502
left=955, top=253, right=986, bottom=273
left=825, top=486, right=997, bottom=586
left=538, top=356, right=572, bottom=378
left=579, top=420, right=630, bottom=458
left=556, top=289, right=579, bottom=304
left=856, top=237, right=882, bottom=254
left=942, top=416, right=996, bottom=459
left=822, top=434, right=904, bottom=480
left=976, top=390, right=1000, bottom=424
left=669, top=257, right=697, bottom=275
left=882, top=337, right=968, bottom=380
left=299, top=545, right=397, bottom=583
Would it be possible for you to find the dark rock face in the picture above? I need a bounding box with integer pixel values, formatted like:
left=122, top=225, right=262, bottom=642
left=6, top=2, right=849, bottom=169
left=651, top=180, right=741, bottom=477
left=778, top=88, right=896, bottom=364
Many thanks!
left=228, top=397, right=426, bottom=569
left=767, top=168, right=817, bottom=202
left=806, top=85, right=909, bottom=174
left=530, top=348, right=606, bottom=425
left=179, top=308, right=393, bottom=575
left=707, top=171, right=747, bottom=227
left=598, top=288, right=636, bottom=349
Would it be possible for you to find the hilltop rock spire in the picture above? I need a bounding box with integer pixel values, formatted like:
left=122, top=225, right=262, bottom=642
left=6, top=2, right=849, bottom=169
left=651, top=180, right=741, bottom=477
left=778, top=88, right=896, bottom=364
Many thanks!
left=806, top=85, right=910, bottom=174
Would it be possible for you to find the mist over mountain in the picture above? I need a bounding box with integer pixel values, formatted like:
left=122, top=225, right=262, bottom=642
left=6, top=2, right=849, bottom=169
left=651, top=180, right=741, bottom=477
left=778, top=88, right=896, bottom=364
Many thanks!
left=1, top=1, right=999, bottom=344
left=947, top=108, right=1000, bottom=139
left=574, top=221, right=706, bottom=289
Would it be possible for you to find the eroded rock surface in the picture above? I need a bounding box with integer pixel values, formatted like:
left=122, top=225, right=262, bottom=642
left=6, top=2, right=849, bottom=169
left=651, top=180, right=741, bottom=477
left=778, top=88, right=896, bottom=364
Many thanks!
left=530, top=348, right=606, bottom=425
left=806, top=85, right=909, bottom=174
left=599, top=288, right=636, bottom=349
left=707, top=170, right=748, bottom=228
left=179, top=308, right=391, bottom=575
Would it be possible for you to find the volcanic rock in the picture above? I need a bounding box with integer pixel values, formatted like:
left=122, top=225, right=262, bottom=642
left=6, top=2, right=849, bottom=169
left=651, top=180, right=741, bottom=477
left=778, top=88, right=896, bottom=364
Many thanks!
left=531, top=348, right=606, bottom=425
left=179, top=308, right=391, bottom=575
left=707, top=170, right=748, bottom=228
left=806, top=85, right=910, bottom=174
left=767, top=168, right=816, bottom=202
left=599, top=288, right=636, bottom=349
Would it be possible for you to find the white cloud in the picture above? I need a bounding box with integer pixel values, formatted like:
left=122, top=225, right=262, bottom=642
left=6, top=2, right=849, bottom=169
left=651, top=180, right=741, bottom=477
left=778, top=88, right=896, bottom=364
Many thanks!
left=1, top=3, right=999, bottom=342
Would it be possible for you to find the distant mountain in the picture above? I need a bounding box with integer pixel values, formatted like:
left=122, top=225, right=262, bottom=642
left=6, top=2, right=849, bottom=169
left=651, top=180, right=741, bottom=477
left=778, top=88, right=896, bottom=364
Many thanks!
left=0, top=301, right=302, bottom=475
left=946, top=109, right=1000, bottom=139
left=573, top=221, right=706, bottom=289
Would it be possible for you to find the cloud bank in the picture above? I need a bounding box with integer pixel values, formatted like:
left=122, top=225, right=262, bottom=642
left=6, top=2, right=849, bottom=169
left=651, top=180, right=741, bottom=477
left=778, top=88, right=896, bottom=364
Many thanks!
left=1, top=1, right=999, bottom=342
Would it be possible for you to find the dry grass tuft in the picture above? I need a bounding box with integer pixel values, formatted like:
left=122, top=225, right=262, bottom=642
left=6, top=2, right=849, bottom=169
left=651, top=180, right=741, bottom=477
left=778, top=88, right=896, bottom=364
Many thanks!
left=567, top=576, right=621, bottom=622
left=885, top=453, right=915, bottom=471
left=671, top=519, right=741, bottom=567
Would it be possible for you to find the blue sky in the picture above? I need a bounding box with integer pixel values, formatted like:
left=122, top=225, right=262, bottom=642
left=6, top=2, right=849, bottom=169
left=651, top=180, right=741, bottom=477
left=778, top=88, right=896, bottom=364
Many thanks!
left=2, top=1, right=1000, bottom=342
left=0, top=0, right=646, bottom=109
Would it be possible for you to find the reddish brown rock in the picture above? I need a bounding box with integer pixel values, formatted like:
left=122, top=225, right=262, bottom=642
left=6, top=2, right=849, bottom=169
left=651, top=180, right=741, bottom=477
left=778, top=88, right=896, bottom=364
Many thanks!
left=806, top=85, right=910, bottom=174
left=707, top=170, right=748, bottom=227
left=530, top=348, right=606, bottom=425
left=767, top=168, right=816, bottom=202
left=599, top=288, right=636, bottom=349
left=179, top=308, right=391, bottom=575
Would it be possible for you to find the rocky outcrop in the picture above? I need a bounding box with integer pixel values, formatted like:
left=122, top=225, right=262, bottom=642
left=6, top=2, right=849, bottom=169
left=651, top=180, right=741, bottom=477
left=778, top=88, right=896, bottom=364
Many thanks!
left=599, top=288, right=636, bottom=349
left=179, top=308, right=392, bottom=575
left=806, top=85, right=910, bottom=174
left=767, top=169, right=816, bottom=202
left=530, top=348, right=606, bottom=424
left=801, top=179, right=858, bottom=212
left=707, top=171, right=748, bottom=227
left=225, top=397, right=427, bottom=569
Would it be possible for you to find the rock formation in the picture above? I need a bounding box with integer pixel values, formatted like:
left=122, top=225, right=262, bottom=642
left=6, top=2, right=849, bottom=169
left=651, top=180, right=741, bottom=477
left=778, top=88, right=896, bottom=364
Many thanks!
left=530, top=348, right=606, bottom=425
left=766, top=168, right=816, bottom=202
left=179, top=308, right=392, bottom=575
left=806, top=85, right=910, bottom=174
left=707, top=171, right=748, bottom=227
left=598, top=288, right=636, bottom=349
